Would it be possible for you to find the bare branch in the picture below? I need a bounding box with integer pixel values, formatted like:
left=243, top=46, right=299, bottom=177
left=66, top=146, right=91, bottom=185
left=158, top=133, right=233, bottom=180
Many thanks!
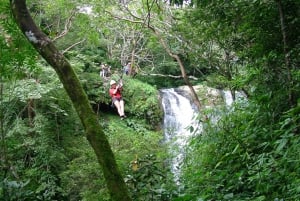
left=52, top=9, right=77, bottom=41
left=140, top=72, right=199, bottom=80
left=105, top=10, right=144, bottom=24
left=62, top=39, right=86, bottom=54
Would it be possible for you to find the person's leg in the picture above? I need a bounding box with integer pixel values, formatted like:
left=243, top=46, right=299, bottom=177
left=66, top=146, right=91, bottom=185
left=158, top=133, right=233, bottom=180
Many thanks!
left=119, top=99, right=125, bottom=117
left=114, top=101, right=123, bottom=117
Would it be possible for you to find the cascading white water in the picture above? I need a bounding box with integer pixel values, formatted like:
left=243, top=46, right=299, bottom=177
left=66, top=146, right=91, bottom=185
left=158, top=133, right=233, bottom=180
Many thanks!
left=160, top=88, right=199, bottom=184
left=221, top=90, right=246, bottom=106
left=160, top=87, right=245, bottom=185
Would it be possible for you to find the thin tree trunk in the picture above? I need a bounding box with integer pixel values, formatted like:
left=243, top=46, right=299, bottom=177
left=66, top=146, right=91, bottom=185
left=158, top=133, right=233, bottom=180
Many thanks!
left=173, top=53, right=203, bottom=111
left=143, top=2, right=203, bottom=114
left=0, top=76, right=8, bottom=198
left=129, top=39, right=136, bottom=76
left=150, top=27, right=203, bottom=113
left=10, top=1, right=131, bottom=200
left=27, top=98, right=35, bottom=128
left=276, top=0, right=294, bottom=106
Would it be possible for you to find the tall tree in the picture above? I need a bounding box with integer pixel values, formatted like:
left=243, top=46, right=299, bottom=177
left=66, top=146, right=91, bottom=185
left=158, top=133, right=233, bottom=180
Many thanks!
left=146, top=1, right=205, bottom=114
left=9, top=1, right=131, bottom=200
left=110, top=0, right=204, bottom=113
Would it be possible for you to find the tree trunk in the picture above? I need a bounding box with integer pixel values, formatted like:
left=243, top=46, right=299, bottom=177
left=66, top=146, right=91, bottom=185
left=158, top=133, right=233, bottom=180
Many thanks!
left=10, top=1, right=131, bottom=200
left=129, top=39, right=136, bottom=76
left=151, top=28, right=203, bottom=113
left=27, top=98, right=35, bottom=128
left=143, top=3, right=203, bottom=113
left=173, top=54, right=203, bottom=111
left=276, top=0, right=294, bottom=106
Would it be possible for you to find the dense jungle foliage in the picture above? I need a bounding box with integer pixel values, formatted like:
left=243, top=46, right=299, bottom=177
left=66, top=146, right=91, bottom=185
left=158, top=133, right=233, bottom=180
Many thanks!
left=1, top=0, right=300, bottom=200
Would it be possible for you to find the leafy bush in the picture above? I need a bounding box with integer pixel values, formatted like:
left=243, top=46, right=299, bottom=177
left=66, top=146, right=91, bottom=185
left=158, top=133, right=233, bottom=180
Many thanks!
left=125, top=154, right=176, bottom=201
left=122, top=77, right=163, bottom=129
left=181, top=99, right=300, bottom=200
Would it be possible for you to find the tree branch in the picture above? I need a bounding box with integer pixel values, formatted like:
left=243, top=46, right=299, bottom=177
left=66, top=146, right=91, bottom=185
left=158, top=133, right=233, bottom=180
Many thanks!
left=140, top=72, right=198, bottom=80
left=62, top=38, right=86, bottom=54
left=52, top=9, right=76, bottom=41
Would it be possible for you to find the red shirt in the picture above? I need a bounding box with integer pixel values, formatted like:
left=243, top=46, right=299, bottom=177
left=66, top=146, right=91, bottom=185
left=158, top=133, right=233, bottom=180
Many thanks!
left=109, top=87, right=122, bottom=99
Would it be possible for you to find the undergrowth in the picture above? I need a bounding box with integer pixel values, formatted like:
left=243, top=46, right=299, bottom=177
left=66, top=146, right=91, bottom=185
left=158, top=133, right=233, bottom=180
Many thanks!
left=181, top=99, right=300, bottom=200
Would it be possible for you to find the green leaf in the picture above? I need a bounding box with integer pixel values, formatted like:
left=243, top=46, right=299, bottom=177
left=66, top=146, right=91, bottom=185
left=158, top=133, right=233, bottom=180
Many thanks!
left=223, top=193, right=233, bottom=199
left=275, top=138, right=288, bottom=153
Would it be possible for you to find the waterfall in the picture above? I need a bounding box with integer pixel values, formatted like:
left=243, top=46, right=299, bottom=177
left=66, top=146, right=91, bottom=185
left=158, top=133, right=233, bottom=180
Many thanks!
left=160, top=87, right=246, bottom=185
left=220, top=90, right=246, bottom=106
left=222, top=90, right=234, bottom=105
left=160, top=88, right=200, bottom=184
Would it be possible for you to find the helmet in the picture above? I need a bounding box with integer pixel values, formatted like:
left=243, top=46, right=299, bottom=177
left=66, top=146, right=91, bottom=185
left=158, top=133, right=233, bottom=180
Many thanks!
left=110, top=80, right=117, bottom=85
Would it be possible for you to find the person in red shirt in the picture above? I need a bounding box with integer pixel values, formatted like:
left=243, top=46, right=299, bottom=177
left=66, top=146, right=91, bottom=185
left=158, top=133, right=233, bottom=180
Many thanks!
left=109, top=80, right=126, bottom=119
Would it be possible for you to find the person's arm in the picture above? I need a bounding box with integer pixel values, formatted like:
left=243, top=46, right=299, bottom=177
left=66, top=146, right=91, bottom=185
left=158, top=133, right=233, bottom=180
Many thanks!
left=118, top=83, right=123, bottom=92
left=109, top=88, right=117, bottom=97
left=111, top=86, right=120, bottom=95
